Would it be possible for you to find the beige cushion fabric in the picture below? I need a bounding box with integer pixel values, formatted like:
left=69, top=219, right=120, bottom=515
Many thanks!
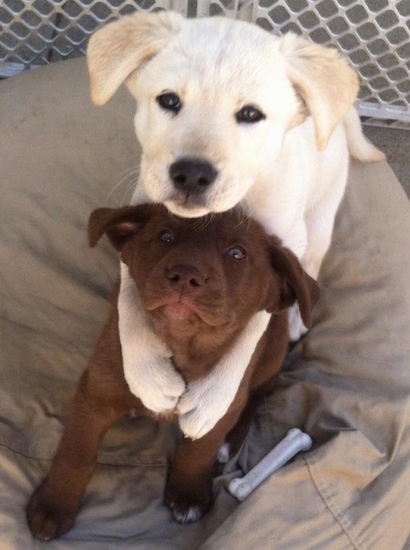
left=0, top=58, right=409, bottom=549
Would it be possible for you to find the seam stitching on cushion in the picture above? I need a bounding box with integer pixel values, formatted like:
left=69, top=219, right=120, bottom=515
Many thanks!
left=304, top=454, right=363, bottom=550
left=0, top=439, right=167, bottom=467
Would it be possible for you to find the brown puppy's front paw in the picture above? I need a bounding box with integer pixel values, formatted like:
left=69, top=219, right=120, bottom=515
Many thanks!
left=26, top=483, right=77, bottom=541
left=166, top=500, right=205, bottom=524
left=164, top=481, right=212, bottom=524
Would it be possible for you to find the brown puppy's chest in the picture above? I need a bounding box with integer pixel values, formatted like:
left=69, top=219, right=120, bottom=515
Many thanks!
left=152, top=317, right=244, bottom=382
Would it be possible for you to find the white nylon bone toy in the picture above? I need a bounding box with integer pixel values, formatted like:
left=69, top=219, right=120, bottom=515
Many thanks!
left=228, top=428, right=313, bottom=501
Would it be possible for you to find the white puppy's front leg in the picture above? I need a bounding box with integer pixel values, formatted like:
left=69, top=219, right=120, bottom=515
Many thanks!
left=177, top=311, right=271, bottom=440
left=119, top=262, right=186, bottom=413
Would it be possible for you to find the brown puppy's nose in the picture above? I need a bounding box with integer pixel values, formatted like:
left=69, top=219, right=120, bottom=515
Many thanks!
left=167, top=265, right=204, bottom=289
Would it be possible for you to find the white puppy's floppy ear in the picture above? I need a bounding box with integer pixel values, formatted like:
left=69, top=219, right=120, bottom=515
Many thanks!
left=87, top=11, right=183, bottom=105
left=280, top=33, right=359, bottom=150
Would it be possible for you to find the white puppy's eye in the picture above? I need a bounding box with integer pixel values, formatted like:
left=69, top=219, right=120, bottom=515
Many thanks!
left=226, top=246, right=247, bottom=260
left=235, top=105, right=265, bottom=124
left=156, top=92, right=182, bottom=114
left=159, top=230, right=175, bottom=243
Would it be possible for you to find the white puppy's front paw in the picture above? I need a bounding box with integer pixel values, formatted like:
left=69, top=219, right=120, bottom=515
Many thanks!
left=177, top=380, right=226, bottom=440
left=177, top=312, right=271, bottom=439
left=119, top=262, right=186, bottom=413
left=288, top=304, right=308, bottom=342
left=126, top=358, right=186, bottom=413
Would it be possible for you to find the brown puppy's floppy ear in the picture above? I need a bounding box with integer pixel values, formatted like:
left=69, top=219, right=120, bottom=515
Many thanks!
left=280, top=33, right=359, bottom=151
left=87, top=11, right=183, bottom=105
left=88, top=205, right=153, bottom=251
left=266, top=238, right=320, bottom=328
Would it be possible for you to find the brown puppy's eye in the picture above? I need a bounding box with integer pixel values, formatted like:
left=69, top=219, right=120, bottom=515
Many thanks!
left=159, top=230, right=175, bottom=243
left=226, top=246, right=246, bottom=260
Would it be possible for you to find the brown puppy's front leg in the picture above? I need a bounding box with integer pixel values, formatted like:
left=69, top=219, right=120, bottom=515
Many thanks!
left=164, top=437, right=218, bottom=524
left=164, top=408, right=243, bottom=524
left=26, top=371, right=124, bottom=541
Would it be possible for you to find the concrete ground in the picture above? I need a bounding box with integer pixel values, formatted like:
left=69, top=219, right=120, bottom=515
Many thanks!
left=364, top=126, right=410, bottom=199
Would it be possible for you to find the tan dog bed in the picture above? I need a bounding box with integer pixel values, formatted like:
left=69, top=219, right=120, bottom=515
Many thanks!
left=0, top=58, right=409, bottom=549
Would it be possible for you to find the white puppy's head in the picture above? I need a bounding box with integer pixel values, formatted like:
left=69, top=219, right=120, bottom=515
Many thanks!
left=88, top=12, right=358, bottom=217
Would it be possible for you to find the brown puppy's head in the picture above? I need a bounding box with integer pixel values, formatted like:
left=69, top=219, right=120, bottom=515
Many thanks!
left=89, top=204, right=319, bottom=336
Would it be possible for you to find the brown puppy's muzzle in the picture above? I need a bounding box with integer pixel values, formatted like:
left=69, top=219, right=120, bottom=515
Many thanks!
left=143, top=255, right=227, bottom=328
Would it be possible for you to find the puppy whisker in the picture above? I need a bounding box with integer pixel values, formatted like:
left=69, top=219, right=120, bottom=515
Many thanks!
left=104, top=165, right=141, bottom=205
left=192, top=214, right=215, bottom=233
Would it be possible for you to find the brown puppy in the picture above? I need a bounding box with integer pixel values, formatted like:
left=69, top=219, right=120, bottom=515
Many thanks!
left=27, top=204, right=319, bottom=540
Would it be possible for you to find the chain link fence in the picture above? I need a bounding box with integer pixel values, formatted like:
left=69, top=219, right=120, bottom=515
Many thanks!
left=1, top=0, right=409, bottom=127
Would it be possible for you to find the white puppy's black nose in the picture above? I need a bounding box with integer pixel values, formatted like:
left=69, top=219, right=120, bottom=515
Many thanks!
left=169, top=158, right=218, bottom=194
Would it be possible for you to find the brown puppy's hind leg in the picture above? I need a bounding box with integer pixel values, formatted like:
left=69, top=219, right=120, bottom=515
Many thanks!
left=26, top=370, right=126, bottom=541
left=27, top=298, right=143, bottom=541
left=220, top=393, right=266, bottom=462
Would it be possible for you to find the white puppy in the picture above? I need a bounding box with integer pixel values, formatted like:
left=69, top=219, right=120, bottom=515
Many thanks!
left=87, top=12, right=383, bottom=439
